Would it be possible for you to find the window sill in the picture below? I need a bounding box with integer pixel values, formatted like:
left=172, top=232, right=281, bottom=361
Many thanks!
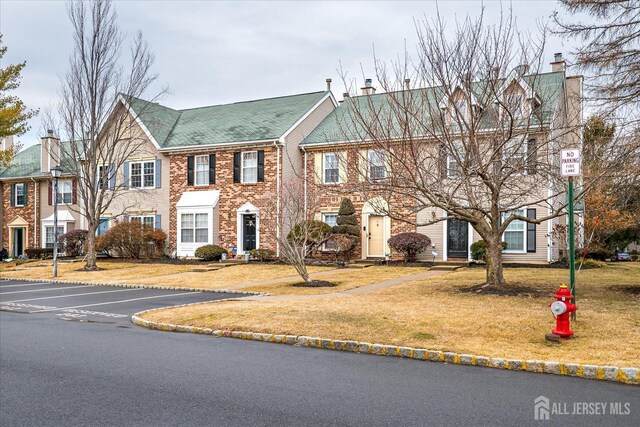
left=502, top=250, right=527, bottom=254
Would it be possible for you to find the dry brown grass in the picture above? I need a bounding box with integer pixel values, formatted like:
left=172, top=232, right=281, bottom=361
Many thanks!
left=241, top=266, right=423, bottom=295
left=145, top=263, right=640, bottom=367
left=0, top=259, right=334, bottom=290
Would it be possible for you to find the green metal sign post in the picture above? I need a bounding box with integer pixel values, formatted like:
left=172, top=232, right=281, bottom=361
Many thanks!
left=568, top=176, right=576, bottom=319
left=561, top=148, right=580, bottom=320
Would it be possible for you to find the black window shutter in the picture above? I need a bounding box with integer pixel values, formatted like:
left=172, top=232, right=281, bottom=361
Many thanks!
left=10, top=183, right=15, bottom=207
left=257, top=150, right=264, bottom=182
left=23, top=183, right=28, bottom=207
left=233, top=152, right=241, bottom=183
left=527, top=208, right=536, bottom=253
left=187, top=156, right=194, bottom=186
left=527, top=138, right=537, bottom=175
left=209, top=154, right=216, bottom=184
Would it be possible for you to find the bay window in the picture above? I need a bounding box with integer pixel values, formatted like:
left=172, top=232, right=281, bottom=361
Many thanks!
left=180, top=213, right=209, bottom=243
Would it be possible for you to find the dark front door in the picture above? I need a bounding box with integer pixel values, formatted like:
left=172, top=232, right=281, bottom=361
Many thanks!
left=13, top=228, right=25, bottom=257
left=243, top=214, right=257, bottom=252
left=447, top=220, right=468, bottom=259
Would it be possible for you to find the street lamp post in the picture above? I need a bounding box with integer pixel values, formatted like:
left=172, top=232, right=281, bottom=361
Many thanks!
left=50, top=166, right=63, bottom=278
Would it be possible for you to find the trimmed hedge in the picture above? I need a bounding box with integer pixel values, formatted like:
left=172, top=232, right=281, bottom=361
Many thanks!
left=25, top=248, right=54, bottom=259
left=249, top=248, right=277, bottom=262
left=194, top=244, right=228, bottom=261
left=388, top=232, right=431, bottom=262
left=470, top=240, right=508, bottom=261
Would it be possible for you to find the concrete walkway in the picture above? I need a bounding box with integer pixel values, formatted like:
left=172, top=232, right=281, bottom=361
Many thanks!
left=243, top=269, right=449, bottom=301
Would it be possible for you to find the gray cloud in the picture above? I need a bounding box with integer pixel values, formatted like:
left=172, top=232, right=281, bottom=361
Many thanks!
left=1, top=0, right=580, bottom=148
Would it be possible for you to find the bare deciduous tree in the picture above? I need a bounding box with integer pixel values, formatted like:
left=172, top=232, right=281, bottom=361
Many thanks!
left=260, top=181, right=329, bottom=283
left=327, top=9, right=611, bottom=288
left=49, top=0, right=163, bottom=270
left=554, top=0, right=640, bottom=119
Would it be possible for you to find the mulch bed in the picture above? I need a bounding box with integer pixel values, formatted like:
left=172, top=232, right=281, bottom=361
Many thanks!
left=460, top=282, right=549, bottom=297
left=609, top=285, right=640, bottom=295
left=291, top=280, right=337, bottom=288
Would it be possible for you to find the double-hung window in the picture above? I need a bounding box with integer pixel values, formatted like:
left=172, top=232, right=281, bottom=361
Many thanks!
left=180, top=213, right=209, bottom=243
left=502, top=209, right=526, bottom=252
left=45, top=226, right=64, bottom=249
left=56, top=180, right=73, bottom=204
left=503, top=137, right=527, bottom=172
left=324, top=153, right=339, bottom=184
left=195, top=155, right=209, bottom=186
left=368, top=150, right=386, bottom=181
left=322, top=213, right=339, bottom=250
left=14, top=183, right=26, bottom=206
left=130, top=161, right=155, bottom=188
left=242, top=152, right=258, bottom=184
left=97, top=165, right=110, bottom=190
left=447, top=141, right=464, bottom=178
left=130, top=215, right=155, bottom=228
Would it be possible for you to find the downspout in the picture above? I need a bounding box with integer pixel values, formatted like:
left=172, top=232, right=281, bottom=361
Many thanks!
left=31, top=177, right=38, bottom=247
left=274, top=140, right=281, bottom=257
left=302, top=147, right=307, bottom=213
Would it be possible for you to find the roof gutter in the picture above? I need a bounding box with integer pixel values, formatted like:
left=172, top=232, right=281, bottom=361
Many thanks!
left=158, top=138, right=279, bottom=154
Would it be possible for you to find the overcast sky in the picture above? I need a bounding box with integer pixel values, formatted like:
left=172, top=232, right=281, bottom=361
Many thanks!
left=1, top=0, right=585, bottom=148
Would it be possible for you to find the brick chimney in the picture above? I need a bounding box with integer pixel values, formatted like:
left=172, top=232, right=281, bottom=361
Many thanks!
left=41, top=130, right=61, bottom=173
left=360, top=79, right=376, bottom=95
left=1, top=135, right=13, bottom=152
left=551, top=52, right=566, bottom=72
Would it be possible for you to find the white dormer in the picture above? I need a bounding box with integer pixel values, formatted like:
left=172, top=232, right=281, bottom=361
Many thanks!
left=440, top=85, right=480, bottom=124
left=495, top=70, right=541, bottom=118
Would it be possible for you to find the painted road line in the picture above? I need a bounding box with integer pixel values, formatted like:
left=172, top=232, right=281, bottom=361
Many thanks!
left=0, top=285, right=88, bottom=295
left=32, top=291, right=203, bottom=313
left=0, top=282, right=55, bottom=288
left=4, top=288, right=144, bottom=303
left=1, top=302, right=58, bottom=311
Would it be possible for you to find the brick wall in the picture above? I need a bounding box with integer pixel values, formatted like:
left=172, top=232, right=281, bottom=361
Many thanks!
left=2, top=180, right=41, bottom=254
left=304, top=148, right=415, bottom=260
left=169, top=145, right=279, bottom=254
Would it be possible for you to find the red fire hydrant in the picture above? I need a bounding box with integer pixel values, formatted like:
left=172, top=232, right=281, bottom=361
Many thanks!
left=549, top=284, right=577, bottom=338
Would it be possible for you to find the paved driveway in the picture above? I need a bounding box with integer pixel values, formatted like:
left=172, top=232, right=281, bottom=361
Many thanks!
left=0, top=279, right=239, bottom=323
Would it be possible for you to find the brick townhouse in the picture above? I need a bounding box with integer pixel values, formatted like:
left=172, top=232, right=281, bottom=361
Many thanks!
left=0, top=134, right=80, bottom=257
left=300, top=56, right=583, bottom=262
left=125, top=86, right=337, bottom=257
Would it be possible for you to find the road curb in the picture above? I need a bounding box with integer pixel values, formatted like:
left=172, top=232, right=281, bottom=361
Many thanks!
left=131, top=302, right=639, bottom=386
left=0, top=277, right=267, bottom=296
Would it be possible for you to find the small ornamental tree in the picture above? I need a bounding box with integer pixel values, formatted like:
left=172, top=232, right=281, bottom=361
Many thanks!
left=96, top=222, right=167, bottom=259
left=58, top=229, right=88, bottom=257
left=387, top=232, right=431, bottom=262
left=333, top=198, right=360, bottom=237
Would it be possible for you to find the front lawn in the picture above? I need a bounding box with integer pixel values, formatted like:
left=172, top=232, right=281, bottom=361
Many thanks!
left=144, top=263, right=640, bottom=367
left=0, top=259, right=334, bottom=290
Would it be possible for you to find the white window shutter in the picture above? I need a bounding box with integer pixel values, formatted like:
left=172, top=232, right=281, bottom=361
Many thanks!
left=314, top=153, right=323, bottom=184
left=338, top=151, right=348, bottom=184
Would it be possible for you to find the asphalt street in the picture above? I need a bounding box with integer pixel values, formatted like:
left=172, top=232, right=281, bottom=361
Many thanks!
left=0, top=280, right=638, bottom=426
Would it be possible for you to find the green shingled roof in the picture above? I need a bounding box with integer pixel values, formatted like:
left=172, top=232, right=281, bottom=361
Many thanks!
left=302, top=72, right=565, bottom=145
left=0, top=144, right=42, bottom=179
left=0, top=141, right=78, bottom=180
left=127, top=91, right=329, bottom=149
